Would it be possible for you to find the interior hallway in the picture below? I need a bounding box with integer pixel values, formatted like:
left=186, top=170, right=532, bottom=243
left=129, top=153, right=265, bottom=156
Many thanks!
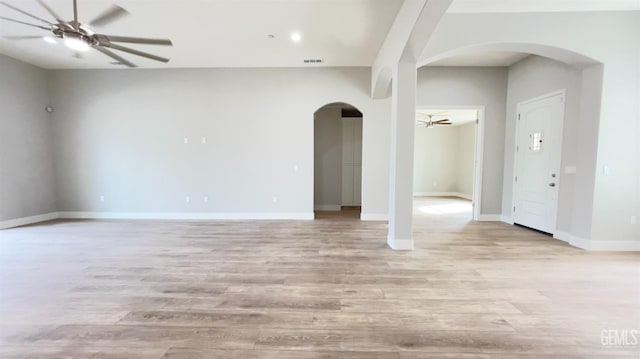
left=0, top=199, right=638, bottom=357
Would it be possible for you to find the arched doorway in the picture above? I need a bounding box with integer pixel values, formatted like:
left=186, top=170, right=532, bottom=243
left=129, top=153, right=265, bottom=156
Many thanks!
left=413, top=43, right=603, bottom=247
left=313, top=102, right=363, bottom=219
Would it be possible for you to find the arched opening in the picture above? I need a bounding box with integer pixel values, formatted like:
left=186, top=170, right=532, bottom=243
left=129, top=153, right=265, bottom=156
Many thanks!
left=313, top=102, right=363, bottom=219
left=412, top=42, right=604, bottom=247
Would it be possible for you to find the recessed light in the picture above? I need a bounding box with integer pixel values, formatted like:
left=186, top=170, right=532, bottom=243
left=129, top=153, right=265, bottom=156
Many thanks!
left=267, top=34, right=275, bottom=38
left=43, top=36, right=56, bottom=44
left=290, top=32, right=302, bottom=43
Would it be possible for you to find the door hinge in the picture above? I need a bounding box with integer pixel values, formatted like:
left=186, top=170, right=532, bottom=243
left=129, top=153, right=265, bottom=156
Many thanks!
left=516, top=145, right=519, bottom=152
left=476, top=119, right=479, bottom=124
left=518, top=114, right=521, bottom=120
left=513, top=206, right=516, bottom=212
left=515, top=176, right=518, bottom=182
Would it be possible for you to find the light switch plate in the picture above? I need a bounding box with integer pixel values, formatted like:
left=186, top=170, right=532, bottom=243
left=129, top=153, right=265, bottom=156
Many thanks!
left=564, top=166, right=577, bottom=174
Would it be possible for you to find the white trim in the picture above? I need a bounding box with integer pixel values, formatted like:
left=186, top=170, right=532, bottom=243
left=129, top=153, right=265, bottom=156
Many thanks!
left=473, top=106, right=485, bottom=221
left=415, top=105, right=484, bottom=221
left=555, top=231, right=640, bottom=251
left=476, top=214, right=503, bottom=222
left=501, top=215, right=514, bottom=224
left=361, top=213, right=388, bottom=221
left=589, top=241, right=640, bottom=252
left=413, top=192, right=472, bottom=200
left=314, top=205, right=341, bottom=211
left=554, top=230, right=590, bottom=250
left=59, top=212, right=315, bottom=220
left=387, top=235, right=413, bottom=250
left=518, top=89, right=567, bottom=106
left=0, top=212, right=59, bottom=230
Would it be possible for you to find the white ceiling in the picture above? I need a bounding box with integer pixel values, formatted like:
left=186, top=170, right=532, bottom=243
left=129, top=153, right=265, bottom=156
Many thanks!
left=416, top=109, right=478, bottom=127
left=427, top=51, right=530, bottom=67
left=448, top=0, right=640, bottom=13
left=0, top=0, right=637, bottom=69
left=0, top=0, right=403, bottom=69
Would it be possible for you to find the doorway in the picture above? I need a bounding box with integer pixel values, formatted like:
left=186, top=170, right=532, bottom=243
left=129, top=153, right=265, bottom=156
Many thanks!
left=413, top=106, right=484, bottom=221
left=513, top=90, right=565, bottom=234
left=314, top=103, right=363, bottom=218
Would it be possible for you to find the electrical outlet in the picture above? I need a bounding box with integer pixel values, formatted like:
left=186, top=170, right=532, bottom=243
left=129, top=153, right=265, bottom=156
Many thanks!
left=184, top=138, right=189, bottom=144
left=202, top=137, right=207, bottom=144
left=185, top=196, right=191, bottom=203
left=99, top=195, right=105, bottom=202
left=272, top=196, right=278, bottom=203
left=631, top=216, right=637, bottom=225
left=203, top=196, right=209, bottom=203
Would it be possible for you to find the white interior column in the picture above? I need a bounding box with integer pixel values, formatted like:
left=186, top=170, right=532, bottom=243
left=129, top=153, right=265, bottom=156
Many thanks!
left=387, top=60, right=417, bottom=250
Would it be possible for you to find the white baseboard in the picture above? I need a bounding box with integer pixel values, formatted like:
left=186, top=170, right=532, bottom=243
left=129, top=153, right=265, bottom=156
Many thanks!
left=589, top=240, right=640, bottom=251
left=361, top=213, right=388, bottom=221
left=556, top=230, right=640, bottom=251
left=501, top=215, right=514, bottom=224
left=554, top=230, right=590, bottom=250
left=414, top=192, right=472, bottom=200
left=0, top=212, right=59, bottom=230
left=387, top=235, right=413, bottom=250
left=314, top=205, right=341, bottom=211
left=476, top=214, right=503, bottom=222
left=59, top=212, right=315, bottom=220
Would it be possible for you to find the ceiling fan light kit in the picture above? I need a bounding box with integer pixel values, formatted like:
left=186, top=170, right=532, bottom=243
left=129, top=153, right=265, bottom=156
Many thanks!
left=62, top=32, right=90, bottom=51
left=0, top=0, right=173, bottom=67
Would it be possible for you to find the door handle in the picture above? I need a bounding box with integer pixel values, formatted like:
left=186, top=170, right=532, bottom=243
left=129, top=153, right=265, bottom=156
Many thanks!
left=549, top=183, right=556, bottom=187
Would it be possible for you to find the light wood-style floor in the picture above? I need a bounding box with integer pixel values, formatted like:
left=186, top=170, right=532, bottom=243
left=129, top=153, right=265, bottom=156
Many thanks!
left=1, top=197, right=638, bottom=358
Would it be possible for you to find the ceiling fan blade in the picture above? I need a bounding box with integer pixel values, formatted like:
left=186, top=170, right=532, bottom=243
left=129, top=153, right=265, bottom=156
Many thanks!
left=36, top=0, right=62, bottom=23
left=103, top=42, right=169, bottom=63
left=0, top=1, right=53, bottom=25
left=101, top=35, right=172, bottom=46
left=0, top=16, right=50, bottom=30
left=436, top=123, right=452, bottom=125
left=3, top=35, right=43, bottom=40
left=95, top=46, right=137, bottom=68
left=89, top=5, right=128, bottom=28
left=432, top=119, right=450, bottom=123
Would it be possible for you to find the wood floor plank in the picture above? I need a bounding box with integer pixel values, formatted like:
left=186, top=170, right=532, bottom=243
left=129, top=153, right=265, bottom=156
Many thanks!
left=0, top=197, right=638, bottom=358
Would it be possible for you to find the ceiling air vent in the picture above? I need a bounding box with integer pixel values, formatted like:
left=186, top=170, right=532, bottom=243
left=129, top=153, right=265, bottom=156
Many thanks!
left=303, top=59, right=324, bottom=64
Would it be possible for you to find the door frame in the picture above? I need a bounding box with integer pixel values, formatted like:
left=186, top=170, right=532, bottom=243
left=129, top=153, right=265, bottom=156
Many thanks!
left=512, top=89, right=566, bottom=234
left=414, top=105, right=485, bottom=221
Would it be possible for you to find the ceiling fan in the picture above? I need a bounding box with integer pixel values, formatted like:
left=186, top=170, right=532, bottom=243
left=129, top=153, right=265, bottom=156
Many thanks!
left=417, top=114, right=453, bottom=128
left=0, top=0, right=173, bottom=67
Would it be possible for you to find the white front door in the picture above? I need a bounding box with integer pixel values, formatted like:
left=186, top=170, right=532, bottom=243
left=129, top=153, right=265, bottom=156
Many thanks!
left=513, top=92, right=565, bottom=234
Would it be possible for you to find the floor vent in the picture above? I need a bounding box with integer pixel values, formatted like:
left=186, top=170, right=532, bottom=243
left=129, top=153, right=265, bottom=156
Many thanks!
left=304, top=59, right=324, bottom=64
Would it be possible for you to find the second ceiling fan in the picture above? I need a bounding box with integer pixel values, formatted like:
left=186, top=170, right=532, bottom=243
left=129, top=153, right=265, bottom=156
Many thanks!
left=417, top=114, right=453, bottom=128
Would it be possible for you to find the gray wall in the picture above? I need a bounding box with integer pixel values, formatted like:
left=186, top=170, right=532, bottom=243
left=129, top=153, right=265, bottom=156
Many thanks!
left=413, top=122, right=475, bottom=197
left=314, top=106, right=342, bottom=209
left=503, top=55, right=591, bottom=238
left=47, top=67, right=391, bottom=216
left=0, top=54, right=56, bottom=221
left=456, top=122, right=476, bottom=197
left=417, top=66, right=508, bottom=214
left=413, top=126, right=459, bottom=193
